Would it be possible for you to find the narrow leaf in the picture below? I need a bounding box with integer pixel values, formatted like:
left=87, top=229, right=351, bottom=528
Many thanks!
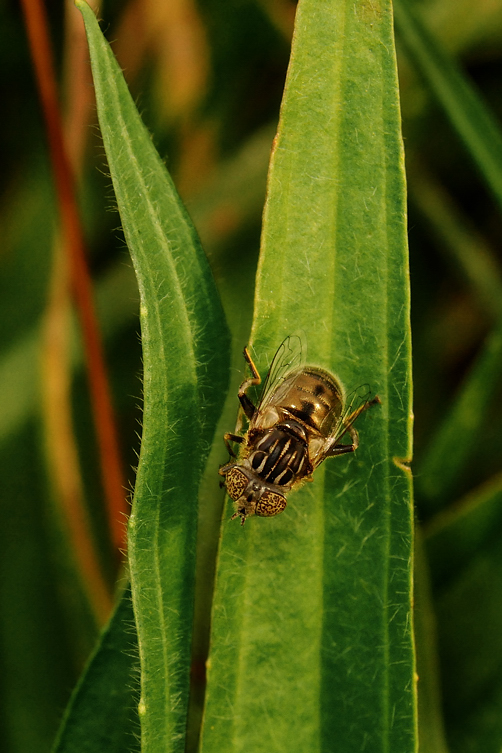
left=77, top=3, right=230, bottom=751
left=201, top=0, right=415, bottom=751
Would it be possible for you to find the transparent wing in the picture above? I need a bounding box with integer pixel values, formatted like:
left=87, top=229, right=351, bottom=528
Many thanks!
left=257, top=334, right=305, bottom=410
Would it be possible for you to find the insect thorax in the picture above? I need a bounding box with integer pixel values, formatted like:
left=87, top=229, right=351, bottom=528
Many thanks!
left=256, top=368, right=344, bottom=437
left=245, top=419, right=311, bottom=488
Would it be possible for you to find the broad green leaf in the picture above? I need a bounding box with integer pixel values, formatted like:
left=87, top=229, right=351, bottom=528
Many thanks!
left=52, top=586, right=140, bottom=753
left=200, top=0, right=416, bottom=751
left=393, top=0, right=502, bottom=211
left=77, top=3, right=230, bottom=751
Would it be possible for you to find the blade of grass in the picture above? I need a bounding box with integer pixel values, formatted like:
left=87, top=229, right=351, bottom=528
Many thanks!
left=77, top=3, right=230, bottom=751
left=393, top=0, right=502, bottom=211
left=200, top=0, right=415, bottom=751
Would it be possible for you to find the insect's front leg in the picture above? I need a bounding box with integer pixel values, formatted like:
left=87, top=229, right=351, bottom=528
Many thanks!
left=224, top=432, right=244, bottom=458
left=238, top=346, right=261, bottom=421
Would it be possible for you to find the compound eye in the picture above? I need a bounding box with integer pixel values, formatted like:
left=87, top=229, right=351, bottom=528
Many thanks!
left=255, top=490, right=287, bottom=517
left=224, top=468, right=249, bottom=501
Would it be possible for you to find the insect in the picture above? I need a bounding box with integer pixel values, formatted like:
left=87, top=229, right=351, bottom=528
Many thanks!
left=219, top=335, right=380, bottom=525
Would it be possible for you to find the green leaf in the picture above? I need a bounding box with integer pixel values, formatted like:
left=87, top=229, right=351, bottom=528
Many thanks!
left=52, top=586, right=140, bottom=753
left=77, top=3, right=230, bottom=751
left=393, top=0, right=502, bottom=211
left=200, top=0, right=416, bottom=751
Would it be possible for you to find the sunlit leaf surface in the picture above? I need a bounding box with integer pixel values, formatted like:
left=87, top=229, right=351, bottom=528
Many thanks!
left=200, top=0, right=416, bottom=751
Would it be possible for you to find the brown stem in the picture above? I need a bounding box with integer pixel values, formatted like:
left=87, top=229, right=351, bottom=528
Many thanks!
left=20, top=0, right=129, bottom=559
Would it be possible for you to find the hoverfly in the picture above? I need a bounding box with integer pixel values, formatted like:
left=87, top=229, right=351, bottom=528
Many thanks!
left=219, top=335, right=380, bottom=524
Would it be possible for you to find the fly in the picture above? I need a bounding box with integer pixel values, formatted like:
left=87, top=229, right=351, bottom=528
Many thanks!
left=219, top=335, right=380, bottom=524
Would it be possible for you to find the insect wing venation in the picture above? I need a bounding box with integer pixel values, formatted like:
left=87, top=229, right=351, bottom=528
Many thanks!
left=256, top=334, right=305, bottom=413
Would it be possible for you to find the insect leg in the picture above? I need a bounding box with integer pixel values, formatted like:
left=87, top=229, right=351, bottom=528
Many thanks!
left=224, top=432, right=244, bottom=458
left=344, top=395, right=381, bottom=428
left=326, top=395, right=380, bottom=459
left=328, top=444, right=356, bottom=456
left=326, top=426, right=359, bottom=457
left=230, top=509, right=247, bottom=525
left=238, top=346, right=261, bottom=421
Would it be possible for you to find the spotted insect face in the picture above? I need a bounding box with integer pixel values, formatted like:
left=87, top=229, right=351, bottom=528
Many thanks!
left=220, top=464, right=287, bottom=525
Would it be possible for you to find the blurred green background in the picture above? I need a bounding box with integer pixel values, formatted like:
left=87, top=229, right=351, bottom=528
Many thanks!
left=2, top=0, right=502, bottom=751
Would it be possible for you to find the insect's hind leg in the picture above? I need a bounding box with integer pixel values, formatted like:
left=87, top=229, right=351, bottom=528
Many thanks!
left=238, top=346, right=261, bottom=421
left=327, top=427, right=359, bottom=457
left=346, top=395, right=381, bottom=427
left=327, top=395, right=381, bottom=457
